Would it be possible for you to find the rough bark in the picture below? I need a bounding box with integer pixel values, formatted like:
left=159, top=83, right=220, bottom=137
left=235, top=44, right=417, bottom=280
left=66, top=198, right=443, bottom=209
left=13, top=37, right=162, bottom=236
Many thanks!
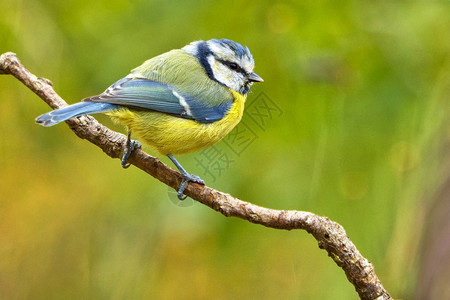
left=1, top=52, right=392, bottom=300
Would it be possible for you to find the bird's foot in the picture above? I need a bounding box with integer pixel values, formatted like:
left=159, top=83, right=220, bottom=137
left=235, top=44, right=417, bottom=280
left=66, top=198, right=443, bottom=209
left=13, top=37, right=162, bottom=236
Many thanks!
left=167, top=154, right=205, bottom=200
left=177, top=173, right=205, bottom=200
left=121, top=132, right=142, bottom=168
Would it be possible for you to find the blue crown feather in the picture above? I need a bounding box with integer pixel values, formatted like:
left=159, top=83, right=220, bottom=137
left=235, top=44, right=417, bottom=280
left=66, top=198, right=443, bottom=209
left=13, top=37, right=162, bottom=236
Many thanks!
left=210, top=39, right=252, bottom=60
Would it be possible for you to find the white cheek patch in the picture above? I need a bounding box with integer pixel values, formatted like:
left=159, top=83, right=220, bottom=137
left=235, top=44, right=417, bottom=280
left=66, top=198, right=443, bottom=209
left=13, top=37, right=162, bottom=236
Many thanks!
left=208, top=56, right=242, bottom=92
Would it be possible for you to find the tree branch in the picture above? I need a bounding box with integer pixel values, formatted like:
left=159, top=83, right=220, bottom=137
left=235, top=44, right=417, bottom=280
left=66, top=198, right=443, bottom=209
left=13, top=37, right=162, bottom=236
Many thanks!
left=0, top=52, right=392, bottom=300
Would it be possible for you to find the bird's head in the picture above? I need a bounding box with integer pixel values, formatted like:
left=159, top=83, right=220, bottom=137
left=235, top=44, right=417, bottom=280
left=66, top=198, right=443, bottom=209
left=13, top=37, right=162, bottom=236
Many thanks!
left=183, top=39, right=263, bottom=95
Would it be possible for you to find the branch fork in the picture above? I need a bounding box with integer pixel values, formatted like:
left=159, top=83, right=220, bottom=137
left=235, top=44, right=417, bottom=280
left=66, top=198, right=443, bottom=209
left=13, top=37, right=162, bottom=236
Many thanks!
left=0, top=52, right=392, bottom=300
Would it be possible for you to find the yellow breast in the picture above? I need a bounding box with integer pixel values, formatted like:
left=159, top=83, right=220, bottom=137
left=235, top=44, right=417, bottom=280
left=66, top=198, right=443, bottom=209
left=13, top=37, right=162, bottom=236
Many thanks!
left=107, top=90, right=246, bottom=155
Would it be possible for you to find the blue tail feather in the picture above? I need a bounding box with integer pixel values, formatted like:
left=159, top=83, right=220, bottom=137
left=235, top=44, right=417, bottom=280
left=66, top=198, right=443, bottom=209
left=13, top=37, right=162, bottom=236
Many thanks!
left=35, top=102, right=119, bottom=127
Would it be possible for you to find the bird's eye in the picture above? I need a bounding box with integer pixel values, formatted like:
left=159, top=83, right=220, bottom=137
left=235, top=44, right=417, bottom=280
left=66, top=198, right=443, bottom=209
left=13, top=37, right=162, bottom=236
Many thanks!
left=228, top=62, right=238, bottom=70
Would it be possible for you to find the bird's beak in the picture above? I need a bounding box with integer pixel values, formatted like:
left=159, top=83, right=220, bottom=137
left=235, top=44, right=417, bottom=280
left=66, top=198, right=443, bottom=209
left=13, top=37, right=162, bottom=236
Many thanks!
left=248, top=72, right=264, bottom=82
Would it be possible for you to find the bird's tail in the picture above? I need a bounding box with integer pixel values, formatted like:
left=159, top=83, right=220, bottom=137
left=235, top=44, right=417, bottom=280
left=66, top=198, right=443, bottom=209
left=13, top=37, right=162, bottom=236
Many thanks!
left=35, top=102, right=119, bottom=127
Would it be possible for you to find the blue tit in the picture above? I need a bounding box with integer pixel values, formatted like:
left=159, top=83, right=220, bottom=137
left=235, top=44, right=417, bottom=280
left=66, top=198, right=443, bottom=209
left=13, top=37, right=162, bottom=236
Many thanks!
left=36, top=38, right=263, bottom=199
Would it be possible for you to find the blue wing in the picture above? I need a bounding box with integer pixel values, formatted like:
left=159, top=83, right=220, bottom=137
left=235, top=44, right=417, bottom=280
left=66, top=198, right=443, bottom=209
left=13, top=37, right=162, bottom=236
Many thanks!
left=85, top=77, right=233, bottom=124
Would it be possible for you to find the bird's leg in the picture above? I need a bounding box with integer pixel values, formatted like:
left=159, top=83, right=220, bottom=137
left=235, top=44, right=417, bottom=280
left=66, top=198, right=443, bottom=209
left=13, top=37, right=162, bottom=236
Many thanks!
left=121, top=131, right=142, bottom=169
left=167, top=154, right=205, bottom=200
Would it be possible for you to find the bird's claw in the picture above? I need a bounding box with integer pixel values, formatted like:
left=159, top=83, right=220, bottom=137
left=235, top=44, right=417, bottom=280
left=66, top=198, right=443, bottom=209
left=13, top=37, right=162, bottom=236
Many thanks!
left=177, top=173, right=205, bottom=200
left=121, top=139, right=142, bottom=169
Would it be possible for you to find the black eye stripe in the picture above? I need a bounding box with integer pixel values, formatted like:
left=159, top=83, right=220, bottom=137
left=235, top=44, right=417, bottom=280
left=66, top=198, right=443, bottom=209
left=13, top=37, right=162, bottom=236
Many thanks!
left=217, top=59, right=246, bottom=74
left=229, top=62, right=238, bottom=70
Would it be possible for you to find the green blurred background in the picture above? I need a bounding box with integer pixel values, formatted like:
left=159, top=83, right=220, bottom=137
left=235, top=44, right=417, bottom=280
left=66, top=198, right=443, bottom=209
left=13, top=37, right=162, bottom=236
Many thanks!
left=1, top=0, right=449, bottom=299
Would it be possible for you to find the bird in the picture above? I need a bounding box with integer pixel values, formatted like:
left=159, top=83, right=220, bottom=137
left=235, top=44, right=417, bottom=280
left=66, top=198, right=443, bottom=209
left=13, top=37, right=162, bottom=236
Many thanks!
left=36, top=38, right=263, bottom=200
